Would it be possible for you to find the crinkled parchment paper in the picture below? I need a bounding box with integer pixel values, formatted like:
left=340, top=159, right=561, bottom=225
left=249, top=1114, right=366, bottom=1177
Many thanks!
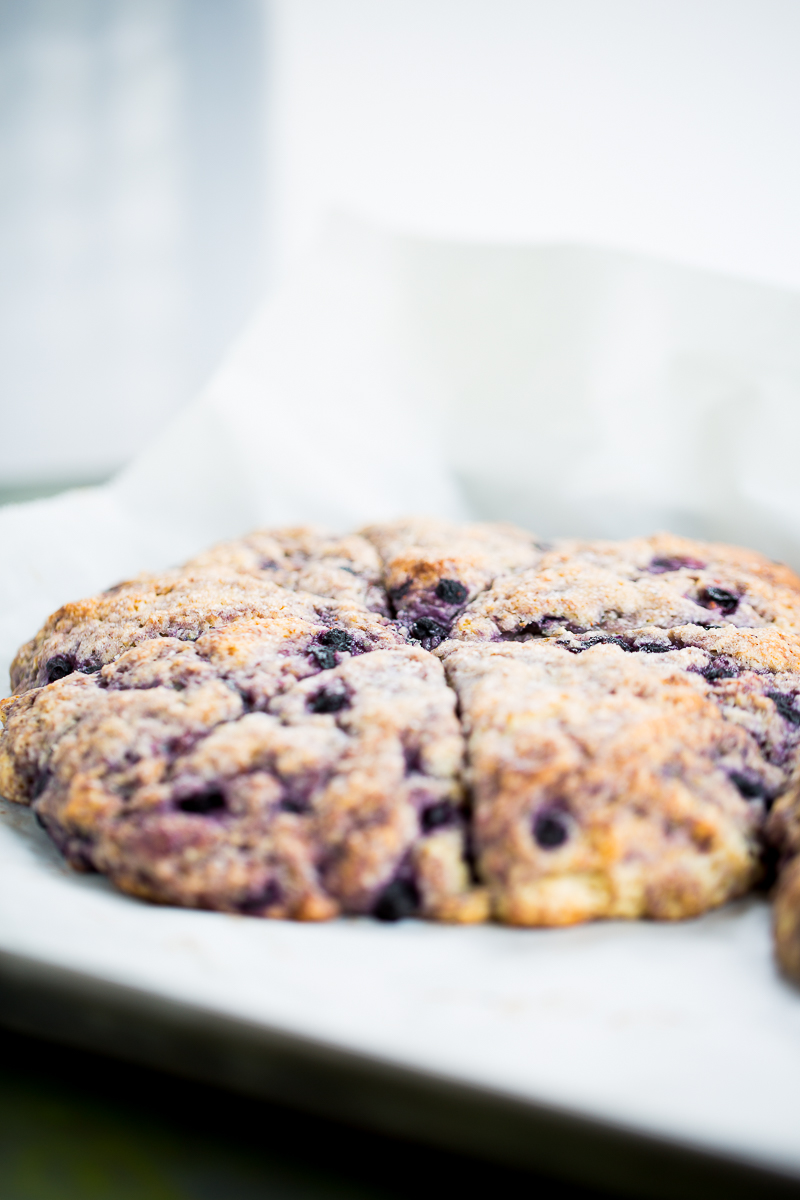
left=4, top=215, right=800, bottom=689
left=4, top=217, right=800, bottom=1179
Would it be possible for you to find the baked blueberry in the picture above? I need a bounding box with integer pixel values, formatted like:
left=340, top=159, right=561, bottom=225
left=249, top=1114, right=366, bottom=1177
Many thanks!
left=436, top=579, right=468, bottom=605
left=45, top=655, right=74, bottom=684
left=533, top=810, right=569, bottom=849
left=239, top=881, right=282, bottom=912
left=178, top=790, right=226, bottom=814
left=309, top=688, right=350, bottom=714
left=700, top=587, right=739, bottom=615
left=768, top=692, right=800, bottom=726
left=388, top=580, right=412, bottom=603
left=373, top=878, right=420, bottom=921
left=280, top=794, right=309, bottom=814
left=409, top=617, right=447, bottom=646
left=562, top=634, right=626, bottom=653
left=729, top=773, right=769, bottom=801
left=310, top=646, right=337, bottom=670
left=702, top=659, right=739, bottom=681
left=318, top=628, right=354, bottom=651
left=421, top=801, right=457, bottom=832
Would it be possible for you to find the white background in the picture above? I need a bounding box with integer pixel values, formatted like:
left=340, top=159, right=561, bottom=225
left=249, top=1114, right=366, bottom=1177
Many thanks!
left=271, top=0, right=800, bottom=287
left=3, top=0, right=800, bottom=485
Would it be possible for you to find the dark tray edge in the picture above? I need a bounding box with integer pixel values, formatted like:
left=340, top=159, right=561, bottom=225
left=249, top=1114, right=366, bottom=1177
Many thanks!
left=0, top=947, right=796, bottom=1200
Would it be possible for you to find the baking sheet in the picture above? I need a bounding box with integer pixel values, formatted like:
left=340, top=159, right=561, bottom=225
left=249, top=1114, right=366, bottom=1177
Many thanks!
left=4, top=216, right=800, bottom=1178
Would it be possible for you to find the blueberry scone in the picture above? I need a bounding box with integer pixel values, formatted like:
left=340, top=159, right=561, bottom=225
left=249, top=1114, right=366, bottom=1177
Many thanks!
left=440, top=626, right=800, bottom=925
left=765, top=757, right=800, bottom=983
left=5, top=520, right=800, bottom=956
left=1, top=634, right=484, bottom=923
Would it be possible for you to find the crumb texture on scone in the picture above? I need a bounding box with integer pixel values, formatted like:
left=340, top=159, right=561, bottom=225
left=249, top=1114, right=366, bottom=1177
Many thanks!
left=452, top=532, right=800, bottom=643
left=440, top=631, right=800, bottom=925
left=6, top=520, right=800, bottom=946
left=182, top=525, right=389, bottom=615
left=0, top=640, right=485, bottom=923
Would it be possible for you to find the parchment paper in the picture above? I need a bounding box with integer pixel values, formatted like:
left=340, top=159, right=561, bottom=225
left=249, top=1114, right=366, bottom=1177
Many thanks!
left=4, top=216, right=800, bottom=1177
left=4, top=214, right=800, bottom=690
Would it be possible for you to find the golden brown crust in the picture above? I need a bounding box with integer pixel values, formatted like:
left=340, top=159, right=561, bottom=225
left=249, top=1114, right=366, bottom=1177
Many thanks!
left=453, top=533, right=800, bottom=644
left=182, top=525, right=388, bottom=614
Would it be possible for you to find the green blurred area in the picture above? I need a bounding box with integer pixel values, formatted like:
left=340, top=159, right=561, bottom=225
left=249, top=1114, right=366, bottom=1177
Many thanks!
left=0, top=1028, right=601, bottom=1200
left=0, top=1055, right=373, bottom=1200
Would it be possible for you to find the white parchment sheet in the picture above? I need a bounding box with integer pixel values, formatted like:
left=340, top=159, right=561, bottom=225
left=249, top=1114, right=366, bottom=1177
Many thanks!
left=4, top=217, right=800, bottom=1176
left=4, top=216, right=800, bottom=686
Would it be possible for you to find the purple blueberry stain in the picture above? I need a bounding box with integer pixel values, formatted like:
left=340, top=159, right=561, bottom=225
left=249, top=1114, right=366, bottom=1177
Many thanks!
left=533, top=809, right=569, bottom=849
left=649, top=556, right=707, bottom=574
left=279, top=777, right=315, bottom=814
left=561, top=633, right=626, bottom=653
left=562, top=634, right=669, bottom=655
left=729, top=772, right=770, bottom=802
left=767, top=692, right=800, bottom=727
left=280, top=796, right=308, bottom=814
left=373, top=878, right=420, bottom=921
left=32, top=770, right=51, bottom=800
left=421, top=800, right=457, bottom=832
left=45, top=655, right=74, bottom=684
left=435, top=579, right=468, bottom=605
left=389, top=579, right=413, bottom=605
left=463, top=828, right=480, bottom=883
left=63, top=838, right=98, bottom=872
left=177, top=789, right=226, bottom=815
left=502, top=619, right=552, bottom=642
left=239, top=880, right=283, bottom=913
left=403, top=744, right=423, bottom=774
left=582, top=633, right=627, bottom=649
left=700, top=657, right=739, bottom=682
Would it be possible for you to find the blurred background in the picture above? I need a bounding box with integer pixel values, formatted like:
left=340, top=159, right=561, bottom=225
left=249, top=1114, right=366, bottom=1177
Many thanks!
left=3, top=0, right=800, bottom=498
left=4, top=7, right=800, bottom=1197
